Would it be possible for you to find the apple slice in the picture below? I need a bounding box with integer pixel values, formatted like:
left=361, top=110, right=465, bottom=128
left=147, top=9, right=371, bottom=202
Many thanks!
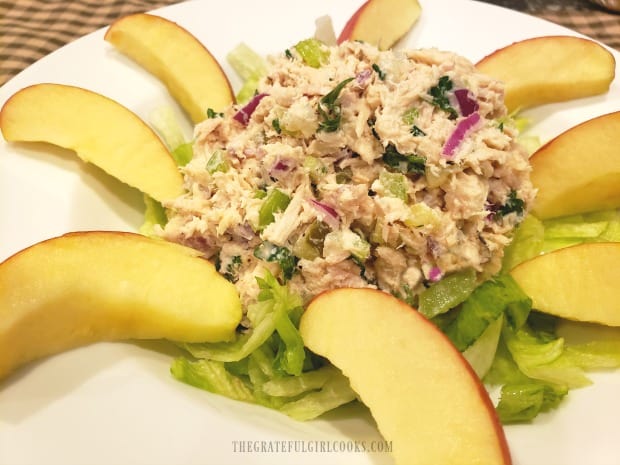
left=105, top=13, right=234, bottom=123
left=529, top=111, right=620, bottom=219
left=0, top=231, right=242, bottom=379
left=510, top=242, right=620, bottom=326
left=476, top=36, right=615, bottom=112
left=337, top=0, right=422, bottom=50
left=300, top=288, right=511, bottom=465
left=0, top=83, right=184, bottom=203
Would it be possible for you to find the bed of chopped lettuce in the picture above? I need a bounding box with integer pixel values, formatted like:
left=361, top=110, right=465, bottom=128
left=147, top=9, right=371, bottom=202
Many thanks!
left=144, top=40, right=620, bottom=425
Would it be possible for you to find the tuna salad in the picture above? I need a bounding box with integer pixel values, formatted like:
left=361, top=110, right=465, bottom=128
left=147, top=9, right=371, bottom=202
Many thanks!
left=160, top=40, right=535, bottom=310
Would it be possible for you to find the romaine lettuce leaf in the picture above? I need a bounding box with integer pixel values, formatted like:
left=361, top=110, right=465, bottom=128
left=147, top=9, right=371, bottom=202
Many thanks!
left=172, top=270, right=356, bottom=420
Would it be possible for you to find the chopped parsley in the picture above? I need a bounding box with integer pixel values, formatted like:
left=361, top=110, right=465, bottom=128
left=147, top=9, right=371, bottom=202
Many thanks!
left=367, top=116, right=380, bottom=140
left=428, top=76, right=457, bottom=119
left=410, top=125, right=426, bottom=136
left=372, top=63, right=386, bottom=80
left=317, top=77, right=354, bottom=132
left=254, top=242, right=299, bottom=281
left=272, top=118, right=282, bottom=134
left=284, top=48, right=294, bottom=60
left=382, top=143, right=426, bottom=176
left=206, top=108, right=223, bottom=118
left=497, top=190, right=526, bottom=218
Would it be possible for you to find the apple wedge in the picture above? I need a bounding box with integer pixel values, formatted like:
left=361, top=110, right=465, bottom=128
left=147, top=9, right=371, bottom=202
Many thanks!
left=300, top=288, right=511, bottom=465
left=337, top=0, right=422, bottom=50
left=529, top=111, right=620, bottom=219
left=510, top=242, right=620, bottom=326
left=0, top=83, right=184, bottom=203
left=0, top=231, right=242, bottom=380
left=476, top=36, right=615, bottom=112
left=105, top=13, right=234, bottom=123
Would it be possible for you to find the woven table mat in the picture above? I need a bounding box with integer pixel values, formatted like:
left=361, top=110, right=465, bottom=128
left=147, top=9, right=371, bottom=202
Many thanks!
left=1, top=0, right=619, bottom=86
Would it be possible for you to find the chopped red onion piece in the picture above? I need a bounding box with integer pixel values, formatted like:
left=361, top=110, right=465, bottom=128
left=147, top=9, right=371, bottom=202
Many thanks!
left=269, top=158, right=295, bottom=179
left=454, top=88, right=479, bottom=116
left=309, top=199, right=340, bottom=229
left=233, top=93, right=268, bottom=125
left=442, top=112, right=481, bottom=157
left=428, top=266, right=443, bottom=282
left=356, top=68, right=372, bottom=85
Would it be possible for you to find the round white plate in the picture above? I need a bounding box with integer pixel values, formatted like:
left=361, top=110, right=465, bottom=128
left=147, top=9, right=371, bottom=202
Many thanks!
left=1, top=1, right=619, bottom=464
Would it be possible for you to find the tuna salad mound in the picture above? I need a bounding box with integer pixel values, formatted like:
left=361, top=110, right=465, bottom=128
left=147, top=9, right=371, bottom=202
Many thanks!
left=161, top=40, right=535, bottom=309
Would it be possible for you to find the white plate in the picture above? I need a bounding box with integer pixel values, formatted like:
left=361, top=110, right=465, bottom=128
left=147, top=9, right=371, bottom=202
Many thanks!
left=1, top=1, right=619, bottom=464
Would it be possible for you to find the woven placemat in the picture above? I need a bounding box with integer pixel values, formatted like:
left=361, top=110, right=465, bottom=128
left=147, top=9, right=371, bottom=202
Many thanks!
left=1, top=0, right=619, bottom=86
left=0, top=0, right=180, bottom=85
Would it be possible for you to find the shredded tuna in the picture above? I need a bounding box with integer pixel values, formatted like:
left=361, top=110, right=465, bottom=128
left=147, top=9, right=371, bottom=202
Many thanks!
left=161, top=40, right=535, bottom=310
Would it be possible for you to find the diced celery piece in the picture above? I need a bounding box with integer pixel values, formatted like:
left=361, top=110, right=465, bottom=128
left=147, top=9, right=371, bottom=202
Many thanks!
left=379, top=170, right=408, bottom=202
left=419, top=268, right=477, bottom=318
left=206, top=149, right=229, bottom=174
left=303, top=156, right=327, bottom=182
left=324, top=229, right=370, bottom=261
left=406, top=202, right=441, bottom=228
left=402, top=107, right=419, bottom=125
left=258, top=188, right=291, bottom=228
left=294, top=38, right=329, bottom=68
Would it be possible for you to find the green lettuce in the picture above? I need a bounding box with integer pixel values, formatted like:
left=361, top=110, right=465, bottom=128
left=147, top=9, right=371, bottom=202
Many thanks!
left=172, top=270, right=357, bottom=420
left=227, top=43, right=268, bottom=103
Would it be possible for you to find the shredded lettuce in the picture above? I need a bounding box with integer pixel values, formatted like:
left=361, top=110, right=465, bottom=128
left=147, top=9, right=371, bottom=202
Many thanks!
left=502, top=208, right=620, bottom=273
left=139, top=195, right=168, bottom=237
left=440, top=274, right=531, bottom=351
left=149, top=106, right=193, bottom=166
left=485, top=310, right=620, bottom=423
left=172, top=270, right=356, bottom=420
left=227, top=43, right=268, bottom=103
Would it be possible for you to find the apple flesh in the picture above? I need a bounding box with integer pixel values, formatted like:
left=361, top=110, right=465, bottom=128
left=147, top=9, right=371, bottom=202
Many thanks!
left=510, top=242, right=620, bottom=326
left=300, top=288, right=511, bottom=465
left=529, top=111, right=620, bottom=219
left=337, top=0, right=422, bottom=50
left=105, top=13, right=234, bottom=123
left=0, top=231, right=242, bottom=380
left=476, top=36, right=615, bottom=112
left=0, top=83, right=184, bottom=203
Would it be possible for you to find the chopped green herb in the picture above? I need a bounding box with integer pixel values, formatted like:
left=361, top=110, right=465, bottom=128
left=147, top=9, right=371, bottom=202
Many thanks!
left=272, top=118, right=282, bottom=134
left=382, top=143, right=425, bottom=175
left=206, top=108, right=224, bottom=118
left=410, top=125, right=426, bottom=136
left=367, top=117, right=380, bottom=140
left=372, top=63, right=386, bottom=80
left=254, top=242, right=299, bottom=281
left=285, top=49, right=293, bottom=60
left=497, top=190, right=526, bottom=218
left=317, top=77, right=354, bottom=132
left=429, top=76, right=457, bottom=119
left=221, top=255, right=242, bottom=283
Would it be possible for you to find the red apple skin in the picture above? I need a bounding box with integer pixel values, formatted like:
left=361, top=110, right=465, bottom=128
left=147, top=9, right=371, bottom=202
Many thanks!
left=337, top=1, right=370, bottom=43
